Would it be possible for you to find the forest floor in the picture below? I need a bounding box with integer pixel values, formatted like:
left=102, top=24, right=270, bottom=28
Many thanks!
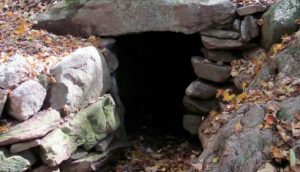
left=1, top=0, right=299, bottom=171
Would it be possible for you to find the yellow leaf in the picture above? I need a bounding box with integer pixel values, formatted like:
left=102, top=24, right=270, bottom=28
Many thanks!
left=212, top=157, right=219, bottom=163
left=209, top=110, right=219, bottom=117
left=236, top=92, right=247, bottom=103
left=241, top=82, right=247, bottom=90
left=7, top=11, right=13, bottom=17
left=216, top=89, right=224, bottom=98
left=14, top=21, right=28, bottom=35
left=43, top=36, right=53, bottom=45
left=222, top=91, right=235, bottom=102
left=272, top=44, right=283, bottom=54
left=271, top=146, right=287, bottom=159
left=234, top=122, right=243, bottom=134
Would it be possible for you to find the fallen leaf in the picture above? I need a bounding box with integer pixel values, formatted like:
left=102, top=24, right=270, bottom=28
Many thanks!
left=234, top=122, right=243, bottom=134
left=14, top=20, right=28, bottom=35
left=209, top=110, right=219, bottom=117
left=222, top=91, right=235, bottom=102
left=231, top=71, right=239, bottom=77
left=212, top=157, right=219, bottom=164
left=265, top=114, right=276, bottom=126
left=272, top=43, right=283, bottom=54
left=271, top=146, right=287, bottom=159
left=191, top=162, right=203, bottom=172
left=292, top=122, right=300, bottom=137
left=236, top=92, right=247, bottom=103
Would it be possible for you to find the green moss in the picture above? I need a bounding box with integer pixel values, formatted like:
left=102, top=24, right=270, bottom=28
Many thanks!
left=276, top=109, right=288, bottom=121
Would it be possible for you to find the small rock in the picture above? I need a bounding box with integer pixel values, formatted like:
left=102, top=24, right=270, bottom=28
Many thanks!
left=183, top=95, right=218, bottom=114
left=185, top=80, right=217, bottom=99
left=201, top=36, right=254, bottom=50
left=0, top=89, right=8, bottom=118
left=8, top=80, right=46, bottom=121
left=10, top=140, right=41, bottom=154
left=200, top=29, right=241, bottom=40
left=201, top=48, right=238, bottom=63
left=233, top=19, right=241, bottom=32
left=50, top=46, right=111, bottom=112
left=191, top=56, right=231, bottom=83
left=101, top=48, right=119, bottom=73
left=95, top=134, right=114, bottom=152
left=32, top=165, right=60, bottom=172
left=0, top=54, right=30, bottom=89
left=0, top=109, right=61, bottom=146
left=241, top=15, right=260, bottom=42
left=0, top=148, right=37, bottom=172
left=237, top=4, right=267, bottom=16
left=183, top=114, right=203, bottom=135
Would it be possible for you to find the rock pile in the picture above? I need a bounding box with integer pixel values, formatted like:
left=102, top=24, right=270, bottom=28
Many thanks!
left=0, top=45, right=126, bottom=171
left=183, top=2, right=268, bottom=135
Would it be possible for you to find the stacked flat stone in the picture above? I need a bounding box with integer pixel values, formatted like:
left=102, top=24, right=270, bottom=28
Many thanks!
left=0, top=44, right=126, bottom=171
left=183, top=3, right=268, bottom=135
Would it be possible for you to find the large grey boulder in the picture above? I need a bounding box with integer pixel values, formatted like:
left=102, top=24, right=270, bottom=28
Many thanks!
left=277, top=95, right=300, bottom=122
left=40, top=95, right=121, bottom=166
left=261, top=0, right=300, bottom=49
left=50, top=46, right=111, bottom=112
left=196, top=105, right=277, bottom=172
left=275, top=30, right=300, bottom=81
left=0, top=109, right=61, bottom=146
left=8, top=80, right=46, bottom=121
left=36, top=0, right=236, bottom=36
left=0, top=54, right=30, bottom=89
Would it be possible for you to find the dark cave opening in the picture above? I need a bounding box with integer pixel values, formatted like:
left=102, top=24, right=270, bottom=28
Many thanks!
left=113, top=32, right=202, bottom=136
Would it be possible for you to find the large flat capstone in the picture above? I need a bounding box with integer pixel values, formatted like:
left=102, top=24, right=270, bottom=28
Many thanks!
left=36, top=0, right=236, bottom=36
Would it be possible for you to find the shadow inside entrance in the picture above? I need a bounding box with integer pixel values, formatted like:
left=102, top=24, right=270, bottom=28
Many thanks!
left=114, top=32, right=202, bottom=136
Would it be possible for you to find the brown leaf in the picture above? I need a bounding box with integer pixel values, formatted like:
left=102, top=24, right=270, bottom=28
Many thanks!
left=191, top=162, right=203, bottom=172
left=234, top=122, right=243, bottom=134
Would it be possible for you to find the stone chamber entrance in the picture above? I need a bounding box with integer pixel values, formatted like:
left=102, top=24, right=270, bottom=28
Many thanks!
left=112, top=32, right=202, bottom=137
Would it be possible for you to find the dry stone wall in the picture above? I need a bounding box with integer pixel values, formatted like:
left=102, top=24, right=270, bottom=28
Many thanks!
left=0, top=45, right=125, bottom=171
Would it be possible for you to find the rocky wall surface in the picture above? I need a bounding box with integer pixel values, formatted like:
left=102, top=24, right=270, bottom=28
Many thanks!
left=0, top=45, right=126, bottom=171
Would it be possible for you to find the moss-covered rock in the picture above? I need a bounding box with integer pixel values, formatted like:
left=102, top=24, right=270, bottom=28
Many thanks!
left=0, top=148, right=37, bottom=172
left=40, top=94, right=122, bottom=167
left=261, top=0, right=300, bottom=49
